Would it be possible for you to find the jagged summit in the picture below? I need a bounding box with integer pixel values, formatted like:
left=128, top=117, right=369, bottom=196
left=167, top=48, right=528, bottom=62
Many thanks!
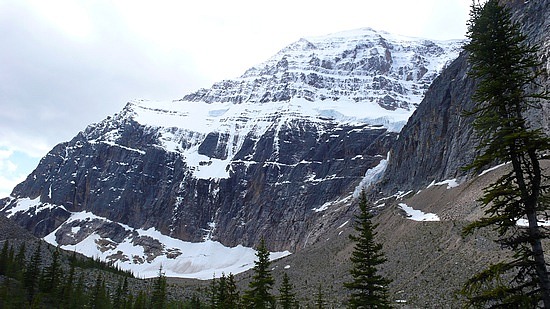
left=183, top=27, right=462, bottom=111
left=0, top=27, right=463, bottom=279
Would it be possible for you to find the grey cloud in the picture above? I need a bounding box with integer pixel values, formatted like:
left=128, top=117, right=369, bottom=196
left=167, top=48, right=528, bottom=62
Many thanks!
left=0, top=3, right=208, bottom=155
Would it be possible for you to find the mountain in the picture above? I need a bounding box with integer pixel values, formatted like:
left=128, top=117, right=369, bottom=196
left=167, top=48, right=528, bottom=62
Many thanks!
left=0, top=27, right=462, bottom=279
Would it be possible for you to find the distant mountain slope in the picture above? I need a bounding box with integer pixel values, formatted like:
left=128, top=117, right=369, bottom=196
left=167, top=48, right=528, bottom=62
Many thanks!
left=0, top=28, right=462, bottom=279
left=0, top=206, right=35, bottom=241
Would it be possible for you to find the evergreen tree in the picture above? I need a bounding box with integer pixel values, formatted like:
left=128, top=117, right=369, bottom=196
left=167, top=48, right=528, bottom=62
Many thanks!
left=113, top=277, right=129, bottom=309
left=314, top=283, right=325, bottom=309
left=15, top=242, right=25, bottom=267
left=209, top=274, right=219, bottom=308
left=461, top=0, right=550, bottom=307
left=90, top=274, right=111, bottom=309
left=24, top=242, right=42, bottom=303
left=226, top=273, right=241, bottom=309
left=134, top=290, right=148, bottom=309
left=243, top=238, right=276, bottom=309
left=187, top=294, right=203, bottom=309
left=42, top=247, right=62, bottom=294
left=122, top=277, right=130, bottom=308
left=212, top=273, right=241, bottom=309
left=0, top=240, right=9, bottom=275
left=151, top=265, right=167, bottom=309
left=6, top=243, right=15, bottom=277
left=71, top=275, right=87, bottom=309
left=113, top=279, right=124, bottom=309
left=60, top=257, right=76, bottom=309
left=279, top=273, right=297, bottom=309
left=344, top=191, right=391, bottom=308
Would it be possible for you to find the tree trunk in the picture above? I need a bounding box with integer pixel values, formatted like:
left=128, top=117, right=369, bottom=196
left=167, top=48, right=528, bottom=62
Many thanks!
left=529, top=152, right=550, bottom=307
left=526, top=210, right=550, bottom=307
left=516, top=148, right=550, bottom=307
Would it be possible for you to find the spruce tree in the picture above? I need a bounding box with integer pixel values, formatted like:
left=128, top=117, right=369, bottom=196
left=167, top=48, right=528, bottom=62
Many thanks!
left=151, top=266, right=167, bottom=309
left=90, top=274, right=111, bottom=309
left=211, top=272, right=241, bottom=309
left=24, top=242, right=42, bottom=303
left=42, top=247, right=62, bottom=294
left=243, top=238, right=276, bottom=309
left=113, top=277, right=129, bottom=309
left=7, top=243, right=15, bottom=278
left=15, top=242, right=25, bottom=268
left=113, top=279, right=124, bottom=309
left=61, top=257, right=76, bottom=309
left=209, top=274, right=220, bottom=308
left=226, top=273, right=241, bottom=308
left=314, top=283, right=326, bottom=309
left=71, top=275, right=87, bottom=309
left=0, top=240, right=9, bottom=275
left=461, top=0, right=550, bottom=307
left=279, top=273, right=298, bottom=309
left=344, top=191, right=391, bottom=308
left=134, top=290, right=148, bottom=309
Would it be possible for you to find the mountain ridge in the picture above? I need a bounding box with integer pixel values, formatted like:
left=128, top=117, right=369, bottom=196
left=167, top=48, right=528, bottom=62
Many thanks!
left=1, top=27, right=462, bottom=279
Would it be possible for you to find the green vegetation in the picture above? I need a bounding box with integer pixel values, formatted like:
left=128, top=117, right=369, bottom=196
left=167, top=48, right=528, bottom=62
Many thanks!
left=0, top=240, right=201, bottom=308
left=461, top=0, right=550, bottom=307
left=0, top=238, right=337, bottom=308
left=344, top=191, right=392, bottom=308
left=209, top=273, right=240, bottom=308
left=278, top=273, right=298, bottom=309
left=242, top=238, right=276, bottom=308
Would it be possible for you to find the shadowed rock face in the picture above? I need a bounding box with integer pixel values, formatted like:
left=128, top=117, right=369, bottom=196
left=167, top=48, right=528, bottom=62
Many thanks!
left=3, top=113, right=395, bottom=252
left=378, top=0, right=550, bottom=195
left=378, top=52, right=478, bottom=194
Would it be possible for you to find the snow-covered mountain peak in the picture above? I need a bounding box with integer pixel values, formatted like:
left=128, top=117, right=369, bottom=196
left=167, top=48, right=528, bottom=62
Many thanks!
left=84, top=28, right=464, bottom=182
left=183, top=27, right=463, bottom=112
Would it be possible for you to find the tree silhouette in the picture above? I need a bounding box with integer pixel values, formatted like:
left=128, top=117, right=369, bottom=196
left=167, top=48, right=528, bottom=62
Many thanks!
left=461, top=0, right=550, bottom=307
left=279, top=273, right=298, bottom=309
left=151, top=266, right=167, bottom=309
left=243, top=238, right=276, bottom=308
left=344, top=191, right=391, bottom=308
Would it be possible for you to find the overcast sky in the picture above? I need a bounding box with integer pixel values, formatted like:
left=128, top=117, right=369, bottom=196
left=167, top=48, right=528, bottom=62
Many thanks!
left=0, top=0, right=471, bottom=197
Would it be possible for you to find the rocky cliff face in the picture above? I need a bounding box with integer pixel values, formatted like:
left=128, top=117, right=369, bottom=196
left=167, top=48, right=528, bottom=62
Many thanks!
left=0, top=28, right=461, bottom=278
left=378, top=52, right=477, bottom=193
left=378, top=0, right=550, bottom=195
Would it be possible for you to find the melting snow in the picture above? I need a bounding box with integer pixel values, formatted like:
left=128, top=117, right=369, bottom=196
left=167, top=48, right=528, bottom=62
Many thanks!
left=312, top=202, right=330, bottom=213
left=43, top=210, right=291, bottom=279
left=479, top=162, right=508, bottom=176
left=2, top=197, right=66, bottom=219
left=125, top=97, right=415, bottom=181
left=398, top=203, right=440, bottom=221
left=353, top=152, right=389, bottom=197
left=427, top=178, right=460, bottom=189
left=312, top=195, right=352, bottom=213
left=337, top=220, right=349, bottom=229
left=516, top=219, right=550, bottom=227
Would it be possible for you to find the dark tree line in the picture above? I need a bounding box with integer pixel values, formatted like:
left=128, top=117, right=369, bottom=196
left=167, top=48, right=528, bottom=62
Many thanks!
left=0, top=238, right=308, bottom=309
left=0, top=240, right=196, bottom=309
